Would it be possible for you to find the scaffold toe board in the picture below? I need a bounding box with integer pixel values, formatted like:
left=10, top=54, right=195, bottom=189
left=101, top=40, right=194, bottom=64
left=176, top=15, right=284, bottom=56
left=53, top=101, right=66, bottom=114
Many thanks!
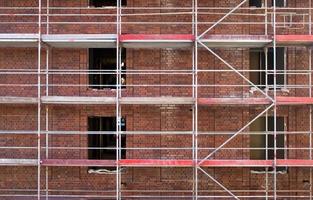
left=40, top=96, right=194, bottom=105
left=4, top=96, right=313, bottom=106
left=119, top=159, right=194, bottom=167
left=0, top=34, right=38, bottom=47
left=203, top=160, right=313, bottom=167
left=120, top=97, right=194, bottom=105
left=119, top=159, right=273, bottom=167
left=276, top=35, right=313, bottom=46
left=198, top=97, right=313, bottom=106
left=120, top=34, right=194, bottom=48
left=7, top=159, right=313, bottom=168
left=0, top=97, right=37, bottom=104
left=199, top=35, right=272, bottom=48
left=0, top=159, right=37, bottom=166
left=276, top=159, right=313, bottom=167
left=276, top=97, right=313, bottom=105
left=41, top=96, right=116, bottom=105
left=197, top=98, right=272, bottom=106
left=42, top=34, right=117, bottom=48
left=41, top=159, right=116, bottom=167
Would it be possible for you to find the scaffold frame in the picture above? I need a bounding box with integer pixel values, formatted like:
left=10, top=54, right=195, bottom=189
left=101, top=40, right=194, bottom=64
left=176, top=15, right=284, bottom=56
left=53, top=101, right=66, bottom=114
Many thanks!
left=1, top=0, right=313, bottom=199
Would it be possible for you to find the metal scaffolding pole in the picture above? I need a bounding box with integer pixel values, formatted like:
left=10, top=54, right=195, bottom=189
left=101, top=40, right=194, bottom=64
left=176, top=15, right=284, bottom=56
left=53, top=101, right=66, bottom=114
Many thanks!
left=192, top=0, right=196, bottom=199
left=118, top=1, right=122, bottom=199
left=45, top=48, right=50, bottom=200
left=116, top=0, right=121, bottom=199
left=45, top=105, right=49, bottom=200
left=37, top=0, right=42, bottom=199
left=191, top=0, right=198, bottom=199
left=309, top=48, right=312, bottom=200
left=265, top=46, right=269, bottom=200
left=46, top=0, right=49, bottom=34
left=45, top=1, right=50, bottom=199
left=194, top=0, right=198, bottom=199
left=265, top=0, right=268, bottom=35
left=264, top=3, right=269, bottom=193
left=273, top=1, right=277, bottom=199
left=309, top=2, right=312, bottom=200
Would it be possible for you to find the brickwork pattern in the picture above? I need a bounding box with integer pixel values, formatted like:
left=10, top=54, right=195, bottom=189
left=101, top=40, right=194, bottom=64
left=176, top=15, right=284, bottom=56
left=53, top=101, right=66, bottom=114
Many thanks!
left=0, top=0, right=312, bottom=199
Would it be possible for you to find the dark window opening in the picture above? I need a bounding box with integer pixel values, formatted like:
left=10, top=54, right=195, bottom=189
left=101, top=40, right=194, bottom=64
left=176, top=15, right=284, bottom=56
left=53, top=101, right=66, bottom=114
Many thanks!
left=250, top=48, right=265, bottom=87
left=89, top=0, right=127, bottom=7
left=267, top=47, right=285, bottom=87
left=89, top=48, right=126, bottom=90
left=250, top=117, right=286, bottom=172
left=249, top=0, right=262, bottom=7
left=249, top=0, right=286, bottom=8
left=88, top=117, right=126, bottom=170
left=250, top=47, right=285, bottom=88
left=272, top=0, right=286, bottom=7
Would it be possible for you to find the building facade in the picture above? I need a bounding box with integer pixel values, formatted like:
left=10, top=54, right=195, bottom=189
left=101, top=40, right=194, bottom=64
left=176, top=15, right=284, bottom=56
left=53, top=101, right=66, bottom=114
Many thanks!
left=0, top=0, right=312, bottom=199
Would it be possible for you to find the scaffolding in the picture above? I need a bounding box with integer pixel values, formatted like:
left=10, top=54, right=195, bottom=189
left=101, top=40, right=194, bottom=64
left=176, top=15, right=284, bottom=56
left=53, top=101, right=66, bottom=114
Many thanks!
left=1, top=0, right=313, bottom=199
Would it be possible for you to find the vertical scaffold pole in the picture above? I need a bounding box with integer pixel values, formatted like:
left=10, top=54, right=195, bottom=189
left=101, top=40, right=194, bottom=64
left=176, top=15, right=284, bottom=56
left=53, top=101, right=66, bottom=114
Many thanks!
left=45, top=1, right=50, bottom=196
left=118, top=1, right=122, bottom=199
left=309, top=1, right=312, bottom=200
left=265, top=0, right=268, bottom=35
left=309, top=48, right=312, bottom=200
left=45, top=49, right=49, bottom=200
left=265, top=47, right=269, bottom=200
left=46, top=0, right=49, bottom=34
left=45, top=1, right=50, bottom=198
left=265, top=0, right=269, bottom=197
left=45, top=105, right=49, bottom=200
left=273, top=0, right=277, bottom=199
left=116, top=0, right=121, bottom=199
left=37, top=0, right=42, bottom=199
left=192, top=0, right=196, bottom=199
left=194, top=0, right=198, bottom=199
left=45, top=45, right=49, bottom=200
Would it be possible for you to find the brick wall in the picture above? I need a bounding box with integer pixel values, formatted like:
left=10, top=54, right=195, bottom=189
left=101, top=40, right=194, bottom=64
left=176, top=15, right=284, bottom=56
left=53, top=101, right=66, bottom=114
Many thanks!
left=0, top=0, right=312, bottom=199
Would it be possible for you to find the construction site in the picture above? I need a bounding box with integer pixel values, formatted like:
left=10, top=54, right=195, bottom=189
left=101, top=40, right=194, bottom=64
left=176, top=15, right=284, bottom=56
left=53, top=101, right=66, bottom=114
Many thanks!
left=2, top=0, right=313, bottom=199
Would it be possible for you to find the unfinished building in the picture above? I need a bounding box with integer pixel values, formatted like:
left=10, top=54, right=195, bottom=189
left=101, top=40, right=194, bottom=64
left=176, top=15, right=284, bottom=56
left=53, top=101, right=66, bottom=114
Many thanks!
left=1, top=0, right=313, bottom=199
